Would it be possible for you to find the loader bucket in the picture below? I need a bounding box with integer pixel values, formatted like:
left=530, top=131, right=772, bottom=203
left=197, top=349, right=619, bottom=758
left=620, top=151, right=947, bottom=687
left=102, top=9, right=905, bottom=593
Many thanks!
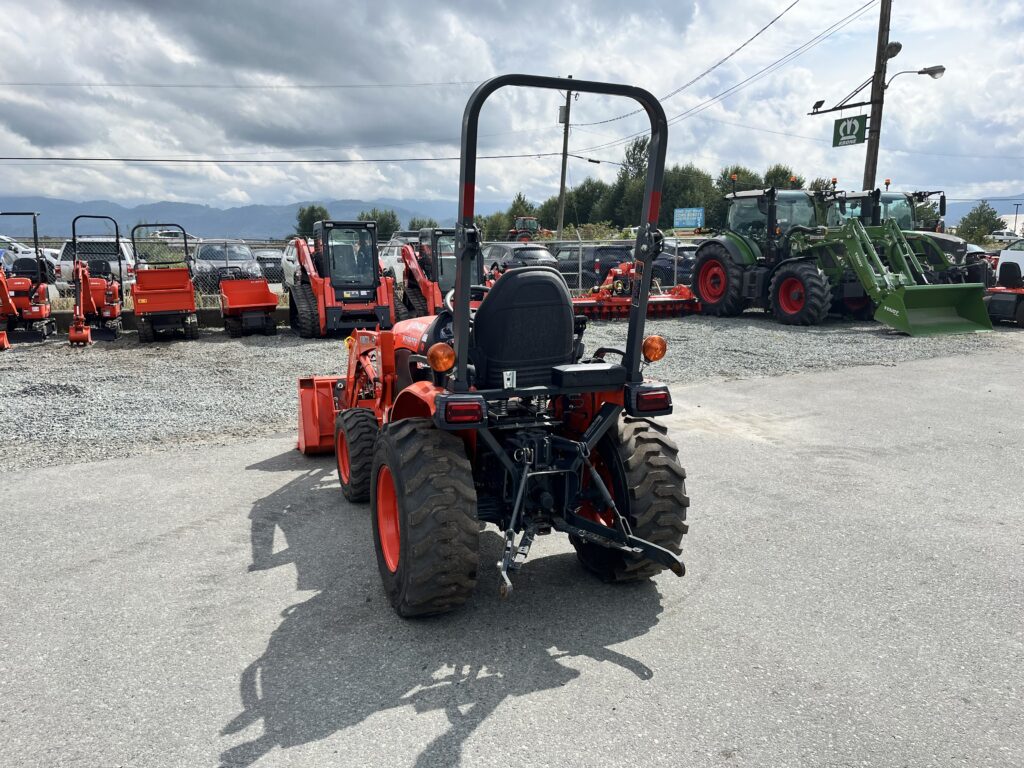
left=220, top=278, right=278, bottom=316
left=297, top=376, right=341, bottom=455
left=874, top=283, right=992, bottom=336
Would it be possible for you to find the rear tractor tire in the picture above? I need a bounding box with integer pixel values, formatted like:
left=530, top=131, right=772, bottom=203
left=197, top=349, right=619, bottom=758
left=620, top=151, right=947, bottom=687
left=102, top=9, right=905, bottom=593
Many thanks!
left=572, top=416, right=689, bottom=582
left=692, top=243, right=745, bottom=317
left=371, top=419, right=479, bottom=617
left=334, top=407, right=378, bottom=502
left=769, top=261, right=830, bottom=326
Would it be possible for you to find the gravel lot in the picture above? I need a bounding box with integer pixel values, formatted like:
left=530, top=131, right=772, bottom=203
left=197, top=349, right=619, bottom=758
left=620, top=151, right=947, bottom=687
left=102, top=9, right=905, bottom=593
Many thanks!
left=0, top=313, right=1012, bottom=471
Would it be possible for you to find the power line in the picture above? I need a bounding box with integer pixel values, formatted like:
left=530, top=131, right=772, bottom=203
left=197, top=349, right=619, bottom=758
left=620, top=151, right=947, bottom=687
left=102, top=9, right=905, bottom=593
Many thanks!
left=574, top=0, right=877, bottom=155
left=572, top=0, right=801, bottom=128
left=0, top=79, right=480, bottom=90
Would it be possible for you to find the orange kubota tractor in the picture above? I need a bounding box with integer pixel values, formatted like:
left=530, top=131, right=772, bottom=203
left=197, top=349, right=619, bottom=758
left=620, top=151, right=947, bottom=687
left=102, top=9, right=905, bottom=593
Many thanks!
left=0, top=211, right=56, bottom=347
left=130, top=224, right=199, bottom=342
left=297, top=74, right=688, bottom=617
left=68, top=215, right=125, bottom=345
left=288, top=220, right=407, bottom=338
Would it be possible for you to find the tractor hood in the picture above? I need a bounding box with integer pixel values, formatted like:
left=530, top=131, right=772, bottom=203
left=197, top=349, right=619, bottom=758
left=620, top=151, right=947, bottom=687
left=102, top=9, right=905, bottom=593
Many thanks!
left=910, top=230, right=968, bottom=260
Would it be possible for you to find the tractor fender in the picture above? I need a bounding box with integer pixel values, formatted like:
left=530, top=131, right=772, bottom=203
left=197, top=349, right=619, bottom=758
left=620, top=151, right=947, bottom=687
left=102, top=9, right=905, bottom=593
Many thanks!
left=389, top=380, right=443, bottom=422
left=696, top=234, right=756, bottom=266
left=766, top=254, right=820, bottom=280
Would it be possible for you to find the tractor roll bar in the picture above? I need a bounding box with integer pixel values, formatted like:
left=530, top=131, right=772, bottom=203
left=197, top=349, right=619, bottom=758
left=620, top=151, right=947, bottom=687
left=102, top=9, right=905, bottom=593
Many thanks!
left=130, top=223, right=192, bottom=268
left=452, top=74, right=668, bottom=392
left=73, top=215, right=124, bottom=290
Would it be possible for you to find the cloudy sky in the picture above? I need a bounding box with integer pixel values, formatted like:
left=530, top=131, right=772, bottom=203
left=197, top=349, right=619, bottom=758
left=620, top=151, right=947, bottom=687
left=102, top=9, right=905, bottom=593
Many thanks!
left=1, top=0, right=1021, bottom=209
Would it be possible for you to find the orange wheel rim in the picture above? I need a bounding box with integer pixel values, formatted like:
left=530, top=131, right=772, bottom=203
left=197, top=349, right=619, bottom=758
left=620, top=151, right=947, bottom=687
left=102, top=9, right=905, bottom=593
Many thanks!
left=377, top=466, right=400, bottom=572
left=336, top=429, right=350, bottom=483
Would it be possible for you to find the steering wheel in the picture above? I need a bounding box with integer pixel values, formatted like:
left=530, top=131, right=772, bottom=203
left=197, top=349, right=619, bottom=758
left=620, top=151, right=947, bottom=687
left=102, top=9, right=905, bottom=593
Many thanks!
left=444, top=285, right=490, bottom=315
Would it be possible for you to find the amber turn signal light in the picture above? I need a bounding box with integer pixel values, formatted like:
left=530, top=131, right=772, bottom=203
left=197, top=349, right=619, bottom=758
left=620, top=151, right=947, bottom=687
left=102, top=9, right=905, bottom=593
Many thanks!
left=642, top=335, right=667, bottom=363
left=427, top=342, right=455, bottom=372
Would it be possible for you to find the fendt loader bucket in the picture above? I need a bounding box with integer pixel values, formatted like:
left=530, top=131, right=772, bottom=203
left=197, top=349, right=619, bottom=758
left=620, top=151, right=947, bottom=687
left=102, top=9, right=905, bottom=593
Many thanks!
left=874, top=283, right=992, bottom=336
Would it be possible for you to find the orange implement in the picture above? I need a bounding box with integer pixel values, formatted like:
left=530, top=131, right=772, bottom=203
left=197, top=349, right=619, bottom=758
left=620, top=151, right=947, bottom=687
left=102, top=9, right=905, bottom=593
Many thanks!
left=220, top=278, right=277, bottom=316
left=0, top=331, right=10, bottom=351
left=297, top=376, right=341, bottom=455
left=131, top=267, right=197, bottom=315
left=572, top=262, right=700, bottom=319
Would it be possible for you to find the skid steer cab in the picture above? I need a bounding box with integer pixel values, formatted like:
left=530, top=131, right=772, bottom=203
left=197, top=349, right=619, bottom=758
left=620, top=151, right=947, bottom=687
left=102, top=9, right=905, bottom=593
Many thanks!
left=298, top=74, right=689, bottom=618
left=289, top=220, right=406, bottom=338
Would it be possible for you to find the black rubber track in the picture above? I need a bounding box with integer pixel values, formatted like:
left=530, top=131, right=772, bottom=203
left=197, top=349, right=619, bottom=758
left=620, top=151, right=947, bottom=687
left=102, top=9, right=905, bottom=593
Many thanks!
left=335, top=408, right=378, bottom=502
left=371, top=419, right=479, bottom=617
left=290, top=283, right=320, bottom=338
left=224, top=316, right=243, bottom=338
left=393, top=296, right=412, bottom=323
left=769, top=260, right=830, bottom=326
left=692, top=241, right=745, bottom=316
left=573, top=416, right=689, bottom=582
left=184, top=313, right=200, bottom=340
left=403, top=282, right=429, bottom=317
left=137, top=317, right=154, bottom=343
left=261, top=314, right=278, bottom=335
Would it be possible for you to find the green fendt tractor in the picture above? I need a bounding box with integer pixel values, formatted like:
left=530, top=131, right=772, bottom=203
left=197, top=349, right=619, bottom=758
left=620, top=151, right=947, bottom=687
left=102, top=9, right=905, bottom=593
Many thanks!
left=691, top=187, right=992, bottom=335
left=835, top=189, right=994, bottom=286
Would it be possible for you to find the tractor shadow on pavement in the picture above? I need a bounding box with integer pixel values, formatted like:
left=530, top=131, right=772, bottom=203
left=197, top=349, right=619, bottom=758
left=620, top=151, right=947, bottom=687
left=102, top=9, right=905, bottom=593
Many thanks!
left=223, top=450, right=667, bottom=767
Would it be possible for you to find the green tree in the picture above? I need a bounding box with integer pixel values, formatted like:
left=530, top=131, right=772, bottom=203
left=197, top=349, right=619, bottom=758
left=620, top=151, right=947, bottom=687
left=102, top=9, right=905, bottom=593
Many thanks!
left=535, top=195, right=560, bottom=230
left=808, top=177, right=835, bottom=193
left=913, top=200, right=940, bottom=229
left=507, top=193, right=536, bottom=221
left=295, top=204, right=330, bottom=237
left=764, top=163, right=805, bottom=190
left=659, top=163, right=715, bottom=229
left=956, top=200, right=1004, bottom=244
left=570, top=177, right=612, bottom=225
left=407, top=216, right=438, bottom=231
left=621, top=137, right=650, bottom=180
left=482, top=211, right=510, bottom=240
left=357, top=208, right=401, bottom=240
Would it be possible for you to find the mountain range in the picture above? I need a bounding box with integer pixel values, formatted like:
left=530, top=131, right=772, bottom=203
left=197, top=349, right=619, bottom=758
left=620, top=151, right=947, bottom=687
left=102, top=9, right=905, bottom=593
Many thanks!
left=0, top=196, right=505, bottom=239
left=0, top=194, right=1019, bottom=240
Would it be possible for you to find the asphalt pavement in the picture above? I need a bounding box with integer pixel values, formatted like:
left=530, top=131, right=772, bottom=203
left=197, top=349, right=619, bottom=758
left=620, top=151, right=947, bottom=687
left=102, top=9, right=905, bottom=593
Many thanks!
left=1, top=343, right=1022, bottom=767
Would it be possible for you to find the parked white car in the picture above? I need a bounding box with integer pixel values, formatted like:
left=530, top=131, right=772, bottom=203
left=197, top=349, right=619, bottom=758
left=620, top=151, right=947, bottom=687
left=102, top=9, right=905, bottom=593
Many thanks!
left=56, top=237, right=137, bottom=291
left=281, top=237, right=314, bottom=290
left=990, top=229, right=1020, bottom=242
left=1, top=235, right=37, bottom=272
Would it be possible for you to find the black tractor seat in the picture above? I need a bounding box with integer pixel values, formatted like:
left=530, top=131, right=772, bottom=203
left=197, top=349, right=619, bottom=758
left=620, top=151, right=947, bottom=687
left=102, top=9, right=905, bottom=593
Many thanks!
left=11, top=257, right=43, bottom=283
left=470, top=265, right=577, bottom=389
left=997, top=261, right=1023, bottom=289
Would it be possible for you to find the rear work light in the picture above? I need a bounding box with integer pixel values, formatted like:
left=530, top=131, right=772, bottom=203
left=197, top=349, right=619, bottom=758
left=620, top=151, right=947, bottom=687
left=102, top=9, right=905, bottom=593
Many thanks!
left=636, top=389, right=671, bottom=413
left=445, top=400, right=485, bottom=424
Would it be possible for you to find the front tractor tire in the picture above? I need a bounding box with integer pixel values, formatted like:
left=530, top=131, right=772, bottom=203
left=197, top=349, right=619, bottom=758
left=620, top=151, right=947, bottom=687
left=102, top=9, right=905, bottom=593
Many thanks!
left=371, top=419, right=480, bottom=617
left=573, top=417, right=689, bottom=582
left=334, top=407, right=378, bottom=502
left=769, top=261, right=830, bottom=326
left=692, top=242, right=745, bottom=316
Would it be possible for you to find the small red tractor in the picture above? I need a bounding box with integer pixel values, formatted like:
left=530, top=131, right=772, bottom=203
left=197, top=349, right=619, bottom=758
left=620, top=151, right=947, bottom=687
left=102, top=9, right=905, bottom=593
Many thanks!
left=288, top=220, right=407, bottom=337
left=573, top=261, right=700, bottom=319
left=68, top=215, right=125, bottom=345
left=0, top=211, right=56, bottom=346
left=130, top=224, right=199, bottom=342
left=507, top=216, right=552, bottom=242
left=297, top=75, right=688, bottom=617
left=984, top=251, right=1024, bottom=326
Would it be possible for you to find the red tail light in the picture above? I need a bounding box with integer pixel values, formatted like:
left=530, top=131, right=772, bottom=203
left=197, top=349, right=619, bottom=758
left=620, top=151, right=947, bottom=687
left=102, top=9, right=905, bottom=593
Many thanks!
left=636, top=389, right=671, bottom=412
left=55, top=265, right=62, bottom=276
left=445, top=401, right=484, bottom=424
left=594, top=259, right=600, bottom=273
left=127, top=265, right=136, bottom=275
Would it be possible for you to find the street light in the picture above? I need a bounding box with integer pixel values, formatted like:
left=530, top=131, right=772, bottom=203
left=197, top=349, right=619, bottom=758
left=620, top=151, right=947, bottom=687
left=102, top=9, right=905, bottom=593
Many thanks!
left=886, top=65, right=946, bottom=88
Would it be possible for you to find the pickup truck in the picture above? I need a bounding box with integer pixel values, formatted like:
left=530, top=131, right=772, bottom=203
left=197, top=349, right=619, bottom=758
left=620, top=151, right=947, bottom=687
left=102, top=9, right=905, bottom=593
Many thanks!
left=56, top=237, right=136, bottom=293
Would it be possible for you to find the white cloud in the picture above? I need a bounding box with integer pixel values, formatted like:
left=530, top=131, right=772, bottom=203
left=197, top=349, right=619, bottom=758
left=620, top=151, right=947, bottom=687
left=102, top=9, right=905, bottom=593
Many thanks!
left=0, top=0, right=1020, bottom=208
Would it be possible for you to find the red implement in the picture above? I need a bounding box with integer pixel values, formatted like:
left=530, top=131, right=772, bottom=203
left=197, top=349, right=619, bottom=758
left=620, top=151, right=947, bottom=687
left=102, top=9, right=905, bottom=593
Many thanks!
left=572, top=262, right=700, bottom=319
left=220, top=278, right=278, bottom=336
left=297, top=375, right=342, bottom=455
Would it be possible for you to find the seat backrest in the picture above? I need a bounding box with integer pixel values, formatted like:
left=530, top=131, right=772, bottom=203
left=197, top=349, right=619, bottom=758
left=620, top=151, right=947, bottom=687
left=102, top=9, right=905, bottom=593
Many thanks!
left=11, top=257, right=40, bottom=282
left=471, top=266, right=574, bottom=388
left=88, top=259, right=112, bottom=277
left=998, top=261, right=1022, bottom=289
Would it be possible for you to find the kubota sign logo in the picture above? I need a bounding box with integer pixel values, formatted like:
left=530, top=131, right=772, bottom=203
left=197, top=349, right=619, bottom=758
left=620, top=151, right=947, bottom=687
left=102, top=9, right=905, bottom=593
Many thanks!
left=832, top=115, right=867, bottom=147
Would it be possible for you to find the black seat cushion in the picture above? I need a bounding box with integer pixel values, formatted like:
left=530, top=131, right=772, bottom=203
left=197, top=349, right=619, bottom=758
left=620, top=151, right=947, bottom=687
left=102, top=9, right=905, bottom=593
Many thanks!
left=88, top=259, right=112, bottom=277
left=471, top=266, right=574, bottom=388
left=11, top=257, right=40, bottom=282
left=998, top=261, right=1022, bottom=289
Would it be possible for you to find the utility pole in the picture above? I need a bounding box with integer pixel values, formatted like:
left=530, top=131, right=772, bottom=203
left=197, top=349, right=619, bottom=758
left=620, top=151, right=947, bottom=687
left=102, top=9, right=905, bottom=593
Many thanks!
left=862, top=0, right=893, bottom=191
left=556, top=76, right=573, bottom=239
left=1014, top=202, right=1021, bottom=233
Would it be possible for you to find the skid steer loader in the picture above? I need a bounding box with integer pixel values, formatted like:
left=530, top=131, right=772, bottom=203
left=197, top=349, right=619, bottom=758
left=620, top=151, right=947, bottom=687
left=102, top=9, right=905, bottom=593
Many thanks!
left=288, top=220, right=407, bottom=337
left=298, top=74, right=689, bottom=617
left=691, top=186, right=991, bottom=335
left=399, top=228, right=458, bottom=317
